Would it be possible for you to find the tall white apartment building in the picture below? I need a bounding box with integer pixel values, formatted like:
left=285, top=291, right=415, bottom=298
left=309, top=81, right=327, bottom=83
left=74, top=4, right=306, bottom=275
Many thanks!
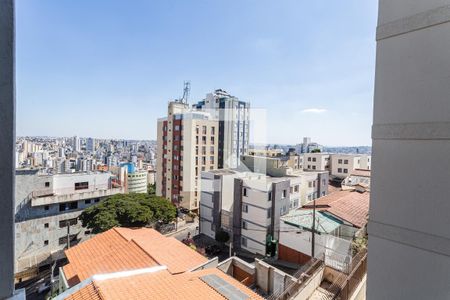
left=72, top=136, right=81, bottom=152
left=156, top=101, right=219, bottom=211
left=193, top=89, right=250, bottom=169
left=330, top=154, right=371, bottom=178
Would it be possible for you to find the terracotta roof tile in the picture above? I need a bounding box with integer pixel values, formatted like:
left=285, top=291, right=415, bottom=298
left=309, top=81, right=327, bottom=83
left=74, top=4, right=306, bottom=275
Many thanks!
left=301, top=191, right=369, bottom=228
left=63, top=227, right=208, bottom=287
left=64, top=282, right=102, bottom=300
left=67, top=268, right=263, bottom=300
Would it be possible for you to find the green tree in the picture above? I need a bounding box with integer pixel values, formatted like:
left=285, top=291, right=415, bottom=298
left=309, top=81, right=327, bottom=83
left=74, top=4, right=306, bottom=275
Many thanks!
left=147, top=183, right=156, bottom=195
left=79, top=193, right=176, bottom=234
left=311, top=148, right=321, bottom=153
left=215, top=230, right=230, bottom=243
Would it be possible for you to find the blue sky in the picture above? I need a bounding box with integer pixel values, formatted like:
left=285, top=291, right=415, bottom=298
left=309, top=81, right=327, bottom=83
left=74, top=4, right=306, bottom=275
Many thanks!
left=16, top=0, right=378, bottom=146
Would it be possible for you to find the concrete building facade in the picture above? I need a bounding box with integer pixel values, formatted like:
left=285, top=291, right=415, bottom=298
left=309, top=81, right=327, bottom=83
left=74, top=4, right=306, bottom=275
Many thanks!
left=368, top=1, right=450, bottom=299
left=126, top=170, right=147, bottom=193
left=194, top=89, right=250, bottom=169
left=330, top=154, right=371, bottom=179
left=200, top=170, right=301, bottom=256
left=14, top=170, right=124, bottom=279
left=303, top=153, right=330, bottom=171
left=156, top=101, right=219, bottom=211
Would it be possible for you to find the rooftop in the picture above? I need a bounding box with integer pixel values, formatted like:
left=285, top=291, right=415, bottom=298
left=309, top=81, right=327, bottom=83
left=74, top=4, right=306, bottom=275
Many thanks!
left=63, top=227, right=208, bottom=286
left=302, top=190, right=370, bottom=228
left=62, top=267, right=263, bottom=300
left=281, top=210, right=342, bottom=234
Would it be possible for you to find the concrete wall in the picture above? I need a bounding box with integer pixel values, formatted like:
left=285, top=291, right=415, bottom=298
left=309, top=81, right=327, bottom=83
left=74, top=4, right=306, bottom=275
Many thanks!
left=0, top=0, right=15, bottom=295
left=368, top=1, right=450, bottom=299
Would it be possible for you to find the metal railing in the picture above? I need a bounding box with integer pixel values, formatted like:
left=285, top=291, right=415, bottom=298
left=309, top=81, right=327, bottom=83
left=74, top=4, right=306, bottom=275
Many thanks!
left=267, top=255, right=324, bottom=300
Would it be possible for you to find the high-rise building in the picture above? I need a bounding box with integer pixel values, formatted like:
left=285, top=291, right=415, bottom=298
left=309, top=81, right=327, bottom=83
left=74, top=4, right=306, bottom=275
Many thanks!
left=194, top=89, right=250, bottom=169
left=156, top=100, right=218, bottom=211
left=86, top=137, right=95, bottom=152
left=72, top=135, right=81, bottom=152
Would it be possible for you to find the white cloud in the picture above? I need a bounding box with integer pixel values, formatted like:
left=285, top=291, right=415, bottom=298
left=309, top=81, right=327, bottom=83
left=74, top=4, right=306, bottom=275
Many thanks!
left=300, top=108, right=327, bottom=114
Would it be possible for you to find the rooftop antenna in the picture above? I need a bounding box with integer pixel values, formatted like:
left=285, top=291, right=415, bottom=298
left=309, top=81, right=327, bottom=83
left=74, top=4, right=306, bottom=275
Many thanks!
left=180, top=81, right=190, bottom=103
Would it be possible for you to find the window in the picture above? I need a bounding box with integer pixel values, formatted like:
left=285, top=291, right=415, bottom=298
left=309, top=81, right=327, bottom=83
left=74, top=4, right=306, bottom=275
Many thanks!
left=282, top=190, right=287, bottom=198
left=202, top=125, right=207, bottom=134
left=308, top=181, right=313, bottom=188
left=59, top=201, right=78, bottom=212
left=175, top=125, right=180, bottom=131
left=74, top=181, right=89, bottom=190
left=344, top=168, right=348, bottom=173
left=84, top=230, right=91, bottom=235
left=312, top=165, right=316, bottom=170
left=243, top=188, right=247, bottom=197
left=44, top=240, right=49, bottom=246
left=268, top=192, right=272, bottom=201
left=59, top=218, right=78, bottom=228
left=338, top=159, right=343, bottom=164
left=44, top=223, right=49, bottom=228
left=210, top=136, right=215, bottom=144
left=242, top=221, right=248, bottom=230
left=308, top=157, right=311, bottom=162
left=59, top=234, right=77, bottom=246
left=44, top=205, right=49, bottom=211
left=294, top=185, right=299, bottom=192
left=85, top=199, right=91, bottom=204
left=94, top=198, right=100, bottom=203
left=267, top=208, right=272, bottom=218
left=242, top=204, right=248, bottom=213
left=211, top=126, right=215, bottom=134
left=45, top=182, right=50, bottom=187
left=202, top=136, right=207, bottom=143
left=241, top=237, right=247, bottom=247
left=312, top=158, right=316, bottom=162
left=344, top=159, right=349, bottom=164
left=338, top=168, right=342, bottom=173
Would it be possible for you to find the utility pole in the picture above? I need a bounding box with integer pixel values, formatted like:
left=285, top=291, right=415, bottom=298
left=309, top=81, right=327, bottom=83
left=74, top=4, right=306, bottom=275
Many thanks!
left=66, top=221, right=70, bottom=249
left=311, top=198, right=316, bottom=258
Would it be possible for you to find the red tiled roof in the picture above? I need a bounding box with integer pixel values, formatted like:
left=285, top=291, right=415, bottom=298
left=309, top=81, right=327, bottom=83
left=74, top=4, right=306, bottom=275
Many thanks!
left=63, top=227, right=208, bottom=286
left=302, top=191, right=369, bottom=228
left=64, top=266, right=264, bottom=300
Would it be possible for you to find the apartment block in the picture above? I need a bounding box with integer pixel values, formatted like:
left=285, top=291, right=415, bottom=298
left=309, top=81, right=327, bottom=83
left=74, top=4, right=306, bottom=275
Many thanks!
left=330, top=154, right=371, bottom=179
left=200, top=170, right=301, bottom=256
left=240, top=154, right=328, bottom=205
left=156, top=101, right=219, bottom=211
left=194, top=89, right=250, bottom=169
left=14, top=170, right=124, bottom=278
left=303, top=152, right=330, bottom=171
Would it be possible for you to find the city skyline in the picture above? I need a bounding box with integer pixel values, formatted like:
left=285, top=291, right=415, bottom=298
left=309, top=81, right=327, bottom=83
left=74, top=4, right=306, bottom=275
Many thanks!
left=16, top=1, right=377, bottom=145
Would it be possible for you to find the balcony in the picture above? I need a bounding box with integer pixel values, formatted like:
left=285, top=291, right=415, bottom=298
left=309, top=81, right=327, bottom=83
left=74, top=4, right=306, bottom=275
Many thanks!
left=30, top=184, right=124, bottom=207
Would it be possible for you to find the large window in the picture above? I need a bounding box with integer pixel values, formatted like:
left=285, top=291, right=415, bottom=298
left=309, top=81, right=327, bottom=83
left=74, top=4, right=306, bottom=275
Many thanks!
left=74, top=181, right=89, bottom=190
left=59, top=218, right=78, bottom=228
left=59, top=201, right=78, bottom=212
left=59, top=234, right=78, bottom=246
